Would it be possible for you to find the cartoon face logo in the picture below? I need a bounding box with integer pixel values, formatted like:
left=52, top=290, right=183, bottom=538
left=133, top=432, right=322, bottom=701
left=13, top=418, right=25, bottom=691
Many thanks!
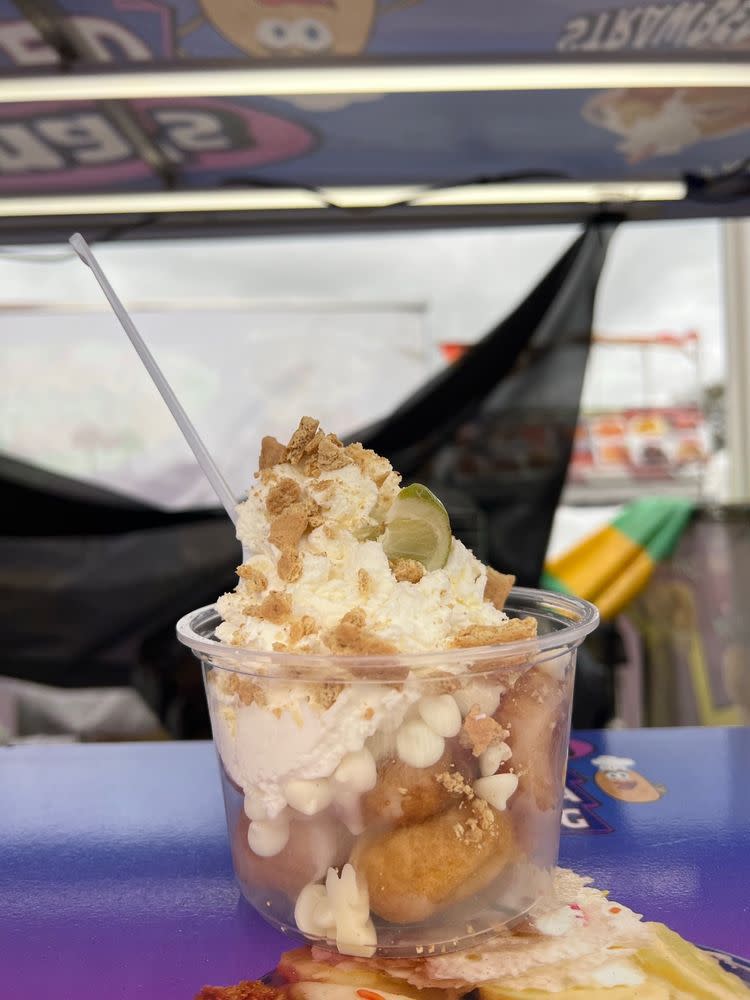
left=200, top=0, right=379, bottom=57
left=591, top=755, right=665, bottom=803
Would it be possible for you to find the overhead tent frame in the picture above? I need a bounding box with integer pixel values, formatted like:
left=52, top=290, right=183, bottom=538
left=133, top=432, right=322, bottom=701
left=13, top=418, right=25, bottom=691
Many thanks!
left=0, top=7, right=750, bottom=239
left=3, top=53, right=750, bottom=101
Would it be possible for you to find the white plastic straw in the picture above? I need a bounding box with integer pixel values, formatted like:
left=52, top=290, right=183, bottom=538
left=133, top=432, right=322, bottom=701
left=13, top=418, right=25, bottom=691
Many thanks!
left=69, top=232, right=238, bottom=525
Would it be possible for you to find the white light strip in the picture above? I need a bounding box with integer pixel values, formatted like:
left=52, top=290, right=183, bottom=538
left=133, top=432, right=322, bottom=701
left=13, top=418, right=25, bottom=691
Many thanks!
left=1, top=61, right=749, bottom=103
left=0, top=181, right=686, bottom=217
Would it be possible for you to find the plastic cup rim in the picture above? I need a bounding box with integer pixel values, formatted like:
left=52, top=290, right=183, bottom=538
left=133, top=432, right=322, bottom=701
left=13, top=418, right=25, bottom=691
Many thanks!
left=176, top=585, right=599, bottom=672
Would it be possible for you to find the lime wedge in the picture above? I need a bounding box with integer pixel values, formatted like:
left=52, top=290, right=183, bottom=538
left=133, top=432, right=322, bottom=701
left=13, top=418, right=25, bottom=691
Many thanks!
left=382, top=483, right=452, bottom=571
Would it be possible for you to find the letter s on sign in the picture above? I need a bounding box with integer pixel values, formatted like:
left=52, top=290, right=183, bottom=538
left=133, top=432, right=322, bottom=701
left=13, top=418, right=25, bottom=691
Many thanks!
left=155, top=110, right=232, bottom=153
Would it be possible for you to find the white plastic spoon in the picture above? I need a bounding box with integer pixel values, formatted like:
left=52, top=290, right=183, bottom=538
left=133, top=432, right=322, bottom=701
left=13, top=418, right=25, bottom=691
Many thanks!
left=68, top=232, right=239, bottom=527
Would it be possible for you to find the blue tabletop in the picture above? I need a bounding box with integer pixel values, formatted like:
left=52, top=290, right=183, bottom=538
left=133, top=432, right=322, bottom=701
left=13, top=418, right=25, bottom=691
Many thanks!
left=2, top=728, right=749, bottom=999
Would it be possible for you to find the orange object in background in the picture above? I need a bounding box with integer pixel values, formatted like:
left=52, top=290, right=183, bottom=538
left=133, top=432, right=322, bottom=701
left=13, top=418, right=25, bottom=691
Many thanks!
left=439, top=343, right=471, bottom=364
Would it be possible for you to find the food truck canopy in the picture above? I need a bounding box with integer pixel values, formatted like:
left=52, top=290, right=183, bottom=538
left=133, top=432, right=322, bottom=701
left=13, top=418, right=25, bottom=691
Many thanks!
left=0, top=0, right=749, bottom=240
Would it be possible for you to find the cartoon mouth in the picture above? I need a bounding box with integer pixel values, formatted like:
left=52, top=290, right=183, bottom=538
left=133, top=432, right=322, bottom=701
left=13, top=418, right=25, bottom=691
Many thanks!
left=611, top=779, right=637, bottom=790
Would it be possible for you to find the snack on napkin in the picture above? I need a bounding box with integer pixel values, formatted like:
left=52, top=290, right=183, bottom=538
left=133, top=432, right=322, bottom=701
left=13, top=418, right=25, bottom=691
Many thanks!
left=195, top=868, right=750, bottom=999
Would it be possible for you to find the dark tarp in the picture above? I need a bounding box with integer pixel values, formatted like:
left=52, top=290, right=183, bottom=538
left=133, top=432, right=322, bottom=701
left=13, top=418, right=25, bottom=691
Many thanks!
left=0, top=452, right=239, bottom=708
left=355, top=222, right=615, bottom=587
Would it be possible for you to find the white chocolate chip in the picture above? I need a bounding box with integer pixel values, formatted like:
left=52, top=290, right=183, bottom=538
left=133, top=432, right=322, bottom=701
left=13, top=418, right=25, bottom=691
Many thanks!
left=298, top=865, right=377, bottom=958
left=313, top=897, right=335, bottom=932
left=243, top=793, right=271, bottom=823
left=283, top=778, right=334, bottom=816
left=454, top=682, right=501, bottom=718
left=324, top=863, right=375, bottom=956
left=331, top=749, right=377, bottom=835
left=396, top=719, right=445, bottom=769
left=326, top=863, right=370, bottom=926
left=247, top=812, right=290, bottom=857
left=335, top=797, right=366, bottom=836
left=417, top=694, right=462, bottom=738
left=337, top=917, right=377, bottom=958
left=332, top=748, right=377, bottom=794
left=479, top=741, right=512, bottom=777
left=294, top=883, right=333, bottom=937
left=473, top=773, right=519, bottom=811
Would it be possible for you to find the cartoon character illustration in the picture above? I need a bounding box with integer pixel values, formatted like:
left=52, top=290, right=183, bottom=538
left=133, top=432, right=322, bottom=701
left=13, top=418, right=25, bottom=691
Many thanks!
left=583, top=86, right=750, bottom=163
left=591, top=754, right=666, bottom=803
left=180, top=0, right=421, bottom=59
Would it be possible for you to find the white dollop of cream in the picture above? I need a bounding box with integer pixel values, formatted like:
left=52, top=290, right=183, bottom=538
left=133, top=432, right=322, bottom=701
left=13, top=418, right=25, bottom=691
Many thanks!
left=217, top=454, right=511, bottom=654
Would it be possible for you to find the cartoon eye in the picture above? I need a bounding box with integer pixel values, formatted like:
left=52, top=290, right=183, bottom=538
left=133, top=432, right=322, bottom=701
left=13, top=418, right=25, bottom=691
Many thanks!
left=256, top=18, right=293, bottom=50
left=290, top=17, right=333, bottom=53
left=605, top=770, right=631, bottom=781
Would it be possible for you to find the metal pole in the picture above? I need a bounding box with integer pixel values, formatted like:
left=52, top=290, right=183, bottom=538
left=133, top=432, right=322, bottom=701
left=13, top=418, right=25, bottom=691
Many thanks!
left=721, top=219, right=750, bottom=502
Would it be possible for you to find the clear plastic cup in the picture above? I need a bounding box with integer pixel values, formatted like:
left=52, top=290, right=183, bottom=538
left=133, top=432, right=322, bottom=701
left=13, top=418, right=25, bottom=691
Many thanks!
left=177, top=587, right=598, bottom=958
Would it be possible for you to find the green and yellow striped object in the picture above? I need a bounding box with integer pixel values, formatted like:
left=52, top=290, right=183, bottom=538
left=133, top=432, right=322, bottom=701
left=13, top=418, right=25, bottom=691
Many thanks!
left=542, top=497, right=694, bottom=620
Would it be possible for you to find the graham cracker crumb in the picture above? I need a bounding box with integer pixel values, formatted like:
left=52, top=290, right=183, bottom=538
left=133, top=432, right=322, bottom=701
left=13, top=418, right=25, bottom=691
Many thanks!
left=225, top=673, right=266, bottom=706
left=289, top=615, right=317, bottom=645
left=286, top=417, right=320, bottom=464
left=269, top=506, right=309, bottom=551
left=345, top=442, right=394, bottom=486
left=230, top=628, right=245, bottom=646
left=310, top=479, right=335, bottom=495
left=300, top=452, right=321, bottom=478
left=472, top=796, right=496, bottom=830
left=303, top=497, right=324, bottom=529
left=363, top=706, right=374, bottom=720
left=266, top=478, right=303, bottom=516
left=236, top=564, right=268, bottom=593
left=460, top=705, right=509, bottom=757
left=317, top=435, right=352, bottom=471
left=461, top=817, right=484, bottom=845
left=357, top=569, right=372, bottom=597
left=437, top=770, right=475, bottom=799
left=278, top=550, right=303, bottom=583
left=341, top=607, right=367, bottom=628
left=272, top=642, right=289, bottom=652
left=390, top=558, right=425, bottom=584
left=450, top=617, right=537, bottom=649
left=314, top=683, right=343, bottom=710
left=246, top=591, right=292, bottom=625
left=484, top=567, right=515, bottom=610
left=258, top=436, right=288, bottom=470
left=325, top=620, right=398, bottom=656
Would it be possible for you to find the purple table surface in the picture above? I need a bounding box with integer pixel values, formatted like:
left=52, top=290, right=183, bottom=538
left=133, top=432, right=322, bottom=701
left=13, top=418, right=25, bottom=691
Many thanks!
left=2, top=727, right=749, bottom=999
